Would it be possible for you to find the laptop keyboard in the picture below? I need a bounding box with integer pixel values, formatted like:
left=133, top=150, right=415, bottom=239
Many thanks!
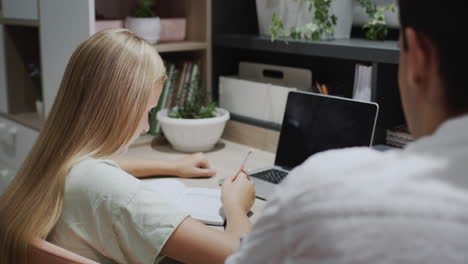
left=251, top=169, right=288, bottom=184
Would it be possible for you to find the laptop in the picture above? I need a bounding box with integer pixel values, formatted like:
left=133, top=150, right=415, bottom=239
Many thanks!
left=250, top=91, right=379, bottom=200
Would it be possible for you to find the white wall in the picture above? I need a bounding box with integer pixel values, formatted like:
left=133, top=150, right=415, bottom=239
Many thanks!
left=39, top=0, right=95, bottom=116
left=0, top=25, right=8, bottom=113
left=1, top=0, right=39, bottom=20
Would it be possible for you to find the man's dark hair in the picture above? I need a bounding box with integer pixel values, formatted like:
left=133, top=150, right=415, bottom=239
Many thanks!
left=399, top=0, right=468, bottom=115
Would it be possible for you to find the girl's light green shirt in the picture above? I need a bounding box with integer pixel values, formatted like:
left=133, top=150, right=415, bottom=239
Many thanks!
left=48, top=158, right=188, bottom=264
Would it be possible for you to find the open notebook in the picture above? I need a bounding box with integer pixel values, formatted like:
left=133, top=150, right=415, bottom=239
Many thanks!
left=144, top=179, right=225, bottom=226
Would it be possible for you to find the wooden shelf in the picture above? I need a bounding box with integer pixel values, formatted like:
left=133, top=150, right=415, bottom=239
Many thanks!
left=0, top=112, right=44, bottom=131
left=0, top=12, right=39, bottom=27
left=154, top=41, right=208, bottom=53
left=214, top=34, right=400, bottom=64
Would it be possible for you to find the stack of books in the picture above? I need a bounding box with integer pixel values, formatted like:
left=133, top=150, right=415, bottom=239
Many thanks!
left=386, top=125, right=414, bottom=148
left=150, top=61, right=200, bottom=134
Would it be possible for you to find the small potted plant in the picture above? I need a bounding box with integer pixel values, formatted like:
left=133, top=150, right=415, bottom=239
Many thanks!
left=262, top=0, right=354, bottom=41
left=358, top=0, right=396, bottom=41
left=157, top=64, right=230, bottom=153
left=125, top=0, right=161, bottom=44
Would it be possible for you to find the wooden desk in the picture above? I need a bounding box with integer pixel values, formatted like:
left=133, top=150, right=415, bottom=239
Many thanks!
left=124, top=138, right=275, bottom=224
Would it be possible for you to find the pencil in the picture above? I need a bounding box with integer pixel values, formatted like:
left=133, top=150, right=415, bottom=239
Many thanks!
left=232, top=149, right=253, bottom=182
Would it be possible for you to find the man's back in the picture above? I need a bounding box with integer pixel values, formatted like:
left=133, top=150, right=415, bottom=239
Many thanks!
left=226, top=115, right=468, bottom=264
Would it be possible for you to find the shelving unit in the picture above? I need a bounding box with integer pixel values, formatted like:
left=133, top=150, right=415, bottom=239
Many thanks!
left=155, top=41, right=208, bottom=53
left=0, top=112, right=43, bottom=131
left=40, top=0, right=212, bottom=116
left=0, top=12, right=39, bottom=27
left=0, top=1, right=43, bottom=182
left=214, top=34, right=400, bottom=64
left=212, top=1, right=405, bottom=147
left=0, top=0, right=212, bottom=187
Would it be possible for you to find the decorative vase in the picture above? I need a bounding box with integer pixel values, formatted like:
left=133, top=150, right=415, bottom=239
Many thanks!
left=125, top=16, right=161, bottom=44
left=157, top=108, right=230, bottom=153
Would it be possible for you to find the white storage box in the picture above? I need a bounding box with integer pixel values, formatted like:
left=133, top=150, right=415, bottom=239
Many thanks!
left=1, top=0, right=39, bottom=20
left=219, top=76, right=296, bottom=125
left=219, top=62, right=312, bottom=125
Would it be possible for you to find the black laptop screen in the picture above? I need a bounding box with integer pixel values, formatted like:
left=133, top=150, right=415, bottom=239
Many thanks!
left=275, top=92, right=378, bottom=169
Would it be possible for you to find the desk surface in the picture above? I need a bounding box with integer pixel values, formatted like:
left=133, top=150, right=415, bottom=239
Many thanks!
left=124, top=138, right=276, bottom=224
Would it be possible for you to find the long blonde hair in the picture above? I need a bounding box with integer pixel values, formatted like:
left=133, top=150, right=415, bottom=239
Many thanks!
left=0, top=29, right=166, bottom=263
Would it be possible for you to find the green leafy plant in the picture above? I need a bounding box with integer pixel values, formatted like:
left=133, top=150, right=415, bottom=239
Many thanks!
left=168, top=73, right=217, bottom=119
left=269, top=0, right=337, bottom=42
left=358, top=0, right=396, bottom=40
left=135, top=0, right=155, bottom=18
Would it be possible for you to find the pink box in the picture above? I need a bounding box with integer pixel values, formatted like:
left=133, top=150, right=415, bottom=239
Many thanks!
left=160, top=18, right=187, bottom=42
left=95, top=20, right=124, bottom=33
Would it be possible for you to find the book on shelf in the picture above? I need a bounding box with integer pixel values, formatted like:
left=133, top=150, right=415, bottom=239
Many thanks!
left=150, top=63, right=176, bottom=135
left=186, top=63, right=199, bottom=105
left=167, top=61, right=201, bottom=109
left=149, top=60, right=201, bottom=134
left=353, top=64, right=373, bottom=102
left=386, top=124, right=414, bottom=148
left=182, top=61, right=194, bottom=107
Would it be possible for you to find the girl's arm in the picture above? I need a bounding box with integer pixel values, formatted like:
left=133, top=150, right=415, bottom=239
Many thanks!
left=111, top=153, right=217, bottom=178
left=161, top=172, right=255, bottom=264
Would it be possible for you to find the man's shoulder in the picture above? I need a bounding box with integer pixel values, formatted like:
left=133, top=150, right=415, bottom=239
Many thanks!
left=287, top=147, right=391, bottom=183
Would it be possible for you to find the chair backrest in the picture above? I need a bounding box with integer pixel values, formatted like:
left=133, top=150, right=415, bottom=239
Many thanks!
left=29, top=239, right=99, bottom=264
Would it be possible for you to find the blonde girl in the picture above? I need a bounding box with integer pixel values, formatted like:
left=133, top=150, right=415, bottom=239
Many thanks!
left=0, top=29, right=255, bottom=264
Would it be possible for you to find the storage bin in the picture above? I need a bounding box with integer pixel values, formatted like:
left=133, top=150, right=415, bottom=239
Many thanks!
left=220, top=62, right=312, bottom=125
left=160, top=18, right=187, bottom=42
left=219, top=76, right=296, bottom=125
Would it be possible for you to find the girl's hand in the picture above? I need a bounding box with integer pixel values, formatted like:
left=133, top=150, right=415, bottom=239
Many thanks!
left=221, top=171, right=256, bottom=214
left=173, top=153, right=217, bottom=178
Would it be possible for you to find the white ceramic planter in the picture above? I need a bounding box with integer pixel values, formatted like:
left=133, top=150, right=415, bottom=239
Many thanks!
left=256, top=0, right=353, bottom=39
left=157, top=108, right=230, bottom=153
left=125, top=17, right=161, bottom=44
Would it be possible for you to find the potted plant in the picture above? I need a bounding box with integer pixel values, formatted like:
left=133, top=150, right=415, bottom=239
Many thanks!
left=125, top=0, right=161, bottom=44
left=157, top=63, right=230, bottom=153
left=260, top=0, right=354, bottom=41
left=357, top=0, right=396, bottom=41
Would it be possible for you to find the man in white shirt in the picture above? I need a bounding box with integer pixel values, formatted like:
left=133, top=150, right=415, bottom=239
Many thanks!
left=226, top=0, right=468, bottom=263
